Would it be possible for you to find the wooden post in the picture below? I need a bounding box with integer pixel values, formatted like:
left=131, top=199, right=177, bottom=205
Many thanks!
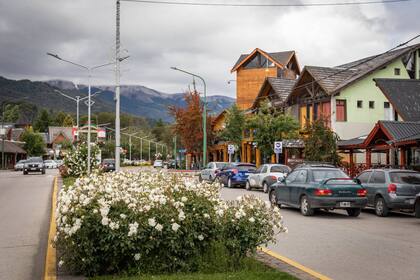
left=271, top=154, right=275, bottom=163
left=256, top=148, right=261, bottom=167
left=223, top=147, right=228, bottom=162
left=400, top=147, right=406, bottom=168
left=246, top=144, right=251, bottom=163
left=366, top=149, right=372, bottom=169
left=284, top=148, right=288, bottom=165
left=386, top=150, right=390, bottom=165
left=349, top=150, right=354, bottom=177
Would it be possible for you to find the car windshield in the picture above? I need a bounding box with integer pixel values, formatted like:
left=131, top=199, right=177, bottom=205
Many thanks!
left=312, top=169, right=350, bottom=183
left=45, top=160, right=53, bottom=163
left=18, top=160, right=26, bottom=164
left=271, top=165, right=290, bottom=173
left=27, top=157, right=43, bottom=163
left=390, top=172, right=420, bottom=184
left=215, top=163, right=226, bottom=169
left=236, top=165, right=256, bottom=172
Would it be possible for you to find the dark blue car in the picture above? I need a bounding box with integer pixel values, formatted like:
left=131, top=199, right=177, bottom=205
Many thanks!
left=216, top=163, right=256, bottom=188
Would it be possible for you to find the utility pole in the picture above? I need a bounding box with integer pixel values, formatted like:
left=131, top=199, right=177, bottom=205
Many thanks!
left=173, top=136, right=177, bottom=169
left=115, top=0, right=122, bottom=172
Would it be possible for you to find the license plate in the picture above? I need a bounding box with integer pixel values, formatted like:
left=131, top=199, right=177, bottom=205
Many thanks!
left=31, top=168, right=36, bottom=171
left=339, top=202, right=351, bottom=207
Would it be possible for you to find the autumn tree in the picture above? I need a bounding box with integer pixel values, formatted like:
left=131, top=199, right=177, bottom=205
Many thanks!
left=246, top=101, right=299, bottom=163
left=303, top=118, right=341, bottom=165
left=169, top=91, right=213, bottom=164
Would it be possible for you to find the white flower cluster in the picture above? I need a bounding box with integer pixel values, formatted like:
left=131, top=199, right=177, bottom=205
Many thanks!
left=62, top=143, right=100, bottom=177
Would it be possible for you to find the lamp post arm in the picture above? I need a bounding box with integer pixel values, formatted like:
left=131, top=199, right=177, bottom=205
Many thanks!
left=54, top=90, right=77, bottom=102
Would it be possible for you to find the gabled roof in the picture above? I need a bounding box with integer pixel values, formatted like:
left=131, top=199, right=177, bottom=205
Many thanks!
left=379, top=121, right=420, bottom=143
left=289, top=44, right=420, bottom=100
left=3, top=140, right=26, bottom=154
left=252, top=77, right=296, bottom=109
left=48, top=126, right=73, bottom=144
left=231, top=48, right=295, bottom=72
left=374, top=78, right=420, bottom=122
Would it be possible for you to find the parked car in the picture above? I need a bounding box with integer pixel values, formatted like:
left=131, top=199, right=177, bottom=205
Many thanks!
left=200, top=162, right=229, bottom=182
left=55, top=159, right=64, bottom=167
left=269, top=166, right=367, bottom=217
left=167, top=160, right=179, bottom=169
left=216, top=163, right=256, bottom=188
left=415, top=193, right=420, bottom=218
left=153, top=160, right=163, bottom=168
left=23, top=157, right=46, bottom=175
left=246, top=164, right=291, bottom=193
left=44, top=159, right=58, bottom=169
left=14, top=160, right=26, bottom=171
left=356, top=169, right=420, bottom=217
left=101, top=159, right=116, bottom=172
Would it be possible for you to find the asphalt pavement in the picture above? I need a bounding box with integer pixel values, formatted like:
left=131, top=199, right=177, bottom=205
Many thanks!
left=0, top=169, right=57, bottom=280
left=221, top=186, right=420, bottom=280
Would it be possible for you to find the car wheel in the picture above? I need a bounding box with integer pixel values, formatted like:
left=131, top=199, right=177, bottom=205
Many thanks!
left=209, top=175, right=213, bottom=182
left=198, top=175, right=203, bottom=182
left=300, top=195, right=315, bottom=216
left=245, top=181, right=251, bottom=191
left=42, top=170, right=46, bottom=175
left=375, top=196, right=389, bottom=217
left=415, top=199, right=420, bottom=218
left=227, top=178, right=232, bottom=188
left=263, top=182, right=269, bottom=193
left=23, top=171, right=28, bottom=175
left=347, top=208, right=361, bottom=217
left=269, top=190, right=277, bottom=207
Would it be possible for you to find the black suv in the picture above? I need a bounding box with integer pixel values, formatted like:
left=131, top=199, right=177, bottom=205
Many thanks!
left=23, top=157, right=46, bottom=175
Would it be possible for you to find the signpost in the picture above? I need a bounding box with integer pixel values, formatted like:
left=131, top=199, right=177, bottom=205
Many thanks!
left=274, top=141, right=283, bottom=163
left=228, top=144, right=235, bottom=163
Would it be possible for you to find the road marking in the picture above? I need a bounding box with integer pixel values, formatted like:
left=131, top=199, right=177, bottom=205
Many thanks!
left=259, top=247, right=332, bottom=280
left=44, top=176, right=57, bottom=280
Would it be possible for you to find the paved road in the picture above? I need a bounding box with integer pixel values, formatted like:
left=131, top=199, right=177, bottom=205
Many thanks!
left=221, top=187, right=420, bottom=280
left=0, top=169, right=57, bottom=280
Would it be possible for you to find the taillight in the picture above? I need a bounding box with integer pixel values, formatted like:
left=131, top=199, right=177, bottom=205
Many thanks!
left=232, top=168, right=238, bottom=174
left=388, top=183, right=397, bottom=194
left=270, top=176, right=277, bottom=180
left=357, top=189, right=367, bottom=197
left=215, top=169, right=220, bottom=174
left=314, top=189, right=332, bottom=196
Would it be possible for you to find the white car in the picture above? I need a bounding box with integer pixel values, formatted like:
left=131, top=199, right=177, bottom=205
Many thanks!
left=200, top=162, right=228, bottom=182
left=246, top=164, right=291, bottom=193
left=153, top=160, right=163, bottom=168
left=44, top=160, right=58, bottom=169
left=14, top=160, right=27, bottom=171
left=55, top=160, right=64, bottom=167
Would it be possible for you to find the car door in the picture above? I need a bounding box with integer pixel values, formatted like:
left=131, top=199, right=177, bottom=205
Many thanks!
left=203, top=163, right=213, bottom=180
left=258, top=165, right=268, bottom=187
left=248, top=166, right=262, bottom=187
left=357, top=171, right=373, bottom=205
left=276, top=170, right=299, bottom=205
left=370, top=170, right=386, bottom=203
left=289, top=169, right=308, bottom=206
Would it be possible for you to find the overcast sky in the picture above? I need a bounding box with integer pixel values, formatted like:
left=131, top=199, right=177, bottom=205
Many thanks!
left=0, top=0, right=419, bottom=97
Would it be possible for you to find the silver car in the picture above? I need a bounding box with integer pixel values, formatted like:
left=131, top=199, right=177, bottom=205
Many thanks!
left=44, top=160, right=58, bottom=169
left=246, top=164, right=291, bottom=193
left=14, top=160, right=27, bottom=171
left=357, top=169, right=420, bottom=216
left=200, top=162, right=228, bottom=182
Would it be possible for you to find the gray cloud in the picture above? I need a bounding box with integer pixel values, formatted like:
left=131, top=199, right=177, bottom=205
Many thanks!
left=0, top=0, right=419, bottom=98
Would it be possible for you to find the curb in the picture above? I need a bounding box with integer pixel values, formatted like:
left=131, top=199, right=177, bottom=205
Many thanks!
left=258, top=247, right=332, bottom=280
left=44, top=176, right=58, bottom=280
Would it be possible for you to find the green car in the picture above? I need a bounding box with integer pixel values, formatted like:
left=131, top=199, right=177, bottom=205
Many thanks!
left=269, top=165, right=368, bottom=217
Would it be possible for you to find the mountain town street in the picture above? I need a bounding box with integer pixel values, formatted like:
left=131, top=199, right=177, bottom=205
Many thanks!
left=0, top=170, right=57, bottom=280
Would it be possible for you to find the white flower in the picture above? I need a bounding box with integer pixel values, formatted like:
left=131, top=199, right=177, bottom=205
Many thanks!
left=148, top=218, right=156, bottom=227
left=181, top=196, right=188, bottom=202
left=155, top=223, right=163, bottom=232
left=198, top=234, right=204, bottom=241
left=249, top=217, right=255, bottom=223
left=134, top=253, right=140, bottom=260
left=171, top=223, right=180, bottom=232
left=58, top=260, right=64, bottom=267
left=178, top=211, right=185, bottom=221
left=128, top=222, right=139, bottom=236
left=203, top=213, right=210, bottom=219
left=101, top=217, right=109, bottom=226
left=120, top=214, right=127, bottom=219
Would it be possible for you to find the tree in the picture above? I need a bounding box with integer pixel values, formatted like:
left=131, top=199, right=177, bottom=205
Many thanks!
left=34, top=109, right=51, bottom=132
left=246, top=102, right=299, bottom=163
left=219, top=104, right=245, bottom=160
left=21, top=128, right=46, bottom=156
left=303, top=118, right=341, bottom=165
left=62, top=114, right=74, bottom=127
left=3, top=104, right=20, bottom=122
left=169, top=91, right=213, bottom=161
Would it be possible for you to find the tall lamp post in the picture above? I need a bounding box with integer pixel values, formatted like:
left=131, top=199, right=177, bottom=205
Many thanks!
left=133, top=134, right=151, bottom=161
left=53, top=89, right=102, bottom=141
left=47, top=52, right=127, bottom=173
left=124, top=132, right=139, bottom=162
left=171, top=67, right=207, bottom=168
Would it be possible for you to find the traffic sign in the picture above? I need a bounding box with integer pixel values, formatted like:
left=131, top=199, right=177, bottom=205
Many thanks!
left=227, top=144, right=235, bottom=154
left=274, top=141, right=283, bottom=154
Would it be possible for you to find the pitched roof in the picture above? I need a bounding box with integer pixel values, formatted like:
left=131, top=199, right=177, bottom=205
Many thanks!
left=47, top=126, right=73, bottom=144
left=379, top=121, right=420, bottom=142
left=374, top=78, right=420, bottom=122
left=252, top=77, right=296, bottom=109
left=3, top=140, right=26, bottom=154
left=231, top=48, right=295, bottom=72
left=290, top=44, right=420, bottom=98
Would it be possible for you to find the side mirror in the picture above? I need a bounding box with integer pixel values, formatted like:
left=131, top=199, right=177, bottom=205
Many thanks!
left=354, top=178, right=362, bottom=185
left=281, top=178, right=286, bottom=183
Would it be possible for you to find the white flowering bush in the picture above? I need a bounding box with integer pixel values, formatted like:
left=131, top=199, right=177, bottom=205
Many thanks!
left=62, top=143, right=100, bottom=177
left=55, top=172, right=286, bottom=276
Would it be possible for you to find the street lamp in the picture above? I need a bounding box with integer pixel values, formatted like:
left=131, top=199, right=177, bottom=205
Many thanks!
left=133, top=134, right=151, bottom=161
left=170, top=66, right=207, bottom=168
left=53, top=89, right=103, bottom=141
left=47, top=52, right=127, bottom=174
left=123, top=131, right=139, bottom=162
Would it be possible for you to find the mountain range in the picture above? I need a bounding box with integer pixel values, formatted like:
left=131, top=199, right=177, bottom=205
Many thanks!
left=0, top=76, right=235, bottom=122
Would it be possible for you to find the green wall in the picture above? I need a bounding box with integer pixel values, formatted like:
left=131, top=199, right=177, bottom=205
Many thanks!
left=339, top=59, right=409, bottom=123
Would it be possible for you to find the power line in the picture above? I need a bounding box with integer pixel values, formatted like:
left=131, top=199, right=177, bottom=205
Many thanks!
left=121, top=0, right=410, bottom=7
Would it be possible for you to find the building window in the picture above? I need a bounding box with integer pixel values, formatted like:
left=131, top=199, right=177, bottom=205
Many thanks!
left=357, top=100, right=363, bottom=108
left=369, top=101, right=375, bottom=109
left=336, top=99, right=347, bottom=122
left=384, top=102, right=390, bottom=108
left=394, top=68, right=401, bottom=75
